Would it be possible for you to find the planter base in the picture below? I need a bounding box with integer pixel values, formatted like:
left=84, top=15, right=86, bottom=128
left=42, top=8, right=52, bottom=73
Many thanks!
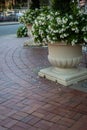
left=24, top=38, right=41, bottom=47
left=38, top=67, right=87, bottom=86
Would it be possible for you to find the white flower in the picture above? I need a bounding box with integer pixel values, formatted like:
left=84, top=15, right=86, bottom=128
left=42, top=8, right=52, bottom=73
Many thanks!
left=55, top=11, right=60, bottom=15
left=75, top=28, right=79, bottom=33
left=56, top=17, right=62, bottom=24
left=59, top=28, right=65, bottom=33
left=74, top=21, right=78, bottom=25
left=53, top=37, right=57, bottom=40
left=69, top=22, right=73, bottom=26
left=31, top=8, right=87, bottom=45
left=60, top=34, right=64, bottom=38
left=82, top=26, right=87, bottom=31
left=62, top=17, right=68, bottom=24
left=71, top=39, right=77, bottom=46
left=84, top=37, right=87, bottom=42
left=47, top=15, right=51, bottom=19
left=69, top=15, right=73, bottom=19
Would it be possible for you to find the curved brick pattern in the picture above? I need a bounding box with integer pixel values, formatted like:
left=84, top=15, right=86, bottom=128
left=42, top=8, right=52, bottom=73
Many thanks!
left=0, top=35, right=87, bottom=130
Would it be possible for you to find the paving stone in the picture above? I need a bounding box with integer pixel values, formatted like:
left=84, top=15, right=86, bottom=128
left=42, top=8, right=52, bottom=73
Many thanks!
left=34, top=119, right=53, bottom=130
left=0, top=126, right=8, bottom=130
left=48, top=124, right=67, bottom=130
left=0, top=35, right=87, bottom=130
left=68, top=115, right=87, bottom=130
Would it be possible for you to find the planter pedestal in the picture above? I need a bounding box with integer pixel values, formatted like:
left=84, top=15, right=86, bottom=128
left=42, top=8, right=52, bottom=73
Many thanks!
left=38, top=44, right=87, bottom=86
left=38, top=67, right=87, bottom=86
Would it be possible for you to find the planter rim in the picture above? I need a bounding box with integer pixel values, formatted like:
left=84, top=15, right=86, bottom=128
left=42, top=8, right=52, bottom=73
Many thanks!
left=26, top=24, right=32, bottom=26
left=48, top=43, right=82, bottom=46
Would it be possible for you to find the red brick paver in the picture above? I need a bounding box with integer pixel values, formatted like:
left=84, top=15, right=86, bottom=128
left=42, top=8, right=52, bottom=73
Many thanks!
left=0, top=35, right=87, bottom=130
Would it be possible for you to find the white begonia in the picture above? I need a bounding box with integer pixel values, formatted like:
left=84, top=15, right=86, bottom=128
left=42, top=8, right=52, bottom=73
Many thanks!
left=71, top=39, right=77, bottom=46
left=35, top=20, right=38, bottom=26
left=47, top=35, right=50, bottom=41
left=38, top=20, right=43, bottom=25
left=46, top=29, right=49, bottom=33
left=62, top=17, right=68, bottom=24
left=43, top=38, right=47, bottom=42
left=55, top=11, right=60, bottom=15
left=31, top=7, right=87, bottom=45
left=74, top=21, right=78, bottom=25
left=50, top=41, right=55, bottom=44
left=39, top=30, right=44, bottom=36
left=34, top=34, right=38, bottom=38
left=75, top=28, right=79, bottom=33
left=69, top=15, right=73, bottom=19
left=82, top=26, right=87, bottom=31
left=48, top=25, right=51, bottom=30
left=60, top=34, right=64, bottom=38
left=53, top=30, right=59, bottom=33
left=69, top=22, right=74, bottom=26
left=59, top=28, right=65, bottom=33
left=84, top=37, right=87, bottom=42
left=47, top=15, right=51, bottom=19
left=56, top=17, right=62, bottom=24
left=71, top=42, right=76, bottom=46
left=62, top=24, right=65, bottom=28
left=63, top=33, right=69, bottom=37
left=60, top=33, right=67, bottom=38
left=53, top=37, right=57, bottom=40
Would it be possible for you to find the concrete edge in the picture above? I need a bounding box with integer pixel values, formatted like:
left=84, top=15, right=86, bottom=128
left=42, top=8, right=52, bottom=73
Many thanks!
left=0, top=22, right=20, bottom=26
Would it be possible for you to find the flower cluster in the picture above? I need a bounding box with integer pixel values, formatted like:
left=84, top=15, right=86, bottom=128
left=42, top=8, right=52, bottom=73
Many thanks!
left=32, top=8, right=87, bottom=45
left=19, top=8, right=40, bottom=25
left=19, top=6, right=50, bottom=25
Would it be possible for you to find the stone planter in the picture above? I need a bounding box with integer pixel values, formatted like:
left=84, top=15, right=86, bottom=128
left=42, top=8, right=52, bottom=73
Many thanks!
left=48, top=44, right=82, bottom=68
left=26, top=24, right=32, bottom=38
left=39, top=43, right=87, bottom=86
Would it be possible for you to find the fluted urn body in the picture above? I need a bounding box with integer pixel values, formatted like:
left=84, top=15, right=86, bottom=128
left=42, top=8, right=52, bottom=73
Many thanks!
left=48, top=43, right=82, bottom=69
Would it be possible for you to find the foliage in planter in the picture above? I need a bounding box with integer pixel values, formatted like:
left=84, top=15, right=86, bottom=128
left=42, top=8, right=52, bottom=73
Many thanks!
left=31, top=8, right=52, bottom=43
left=19, top=6, right=50, bottom=25
left=19, top=8, right=40, bottom=25
left=32, top=2, right=87, bottom=45
left=17, top=26, right=28, bottom=37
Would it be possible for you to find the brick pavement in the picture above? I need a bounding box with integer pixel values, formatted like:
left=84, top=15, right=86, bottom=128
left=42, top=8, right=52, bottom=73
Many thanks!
left=0, top=34, right=87, bottom=130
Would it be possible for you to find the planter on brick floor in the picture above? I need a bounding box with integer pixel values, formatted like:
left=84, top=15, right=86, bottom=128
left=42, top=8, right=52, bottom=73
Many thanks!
left=39, top=43, right=87, bottom=86
left=31, top=2, right=87, bottom=86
